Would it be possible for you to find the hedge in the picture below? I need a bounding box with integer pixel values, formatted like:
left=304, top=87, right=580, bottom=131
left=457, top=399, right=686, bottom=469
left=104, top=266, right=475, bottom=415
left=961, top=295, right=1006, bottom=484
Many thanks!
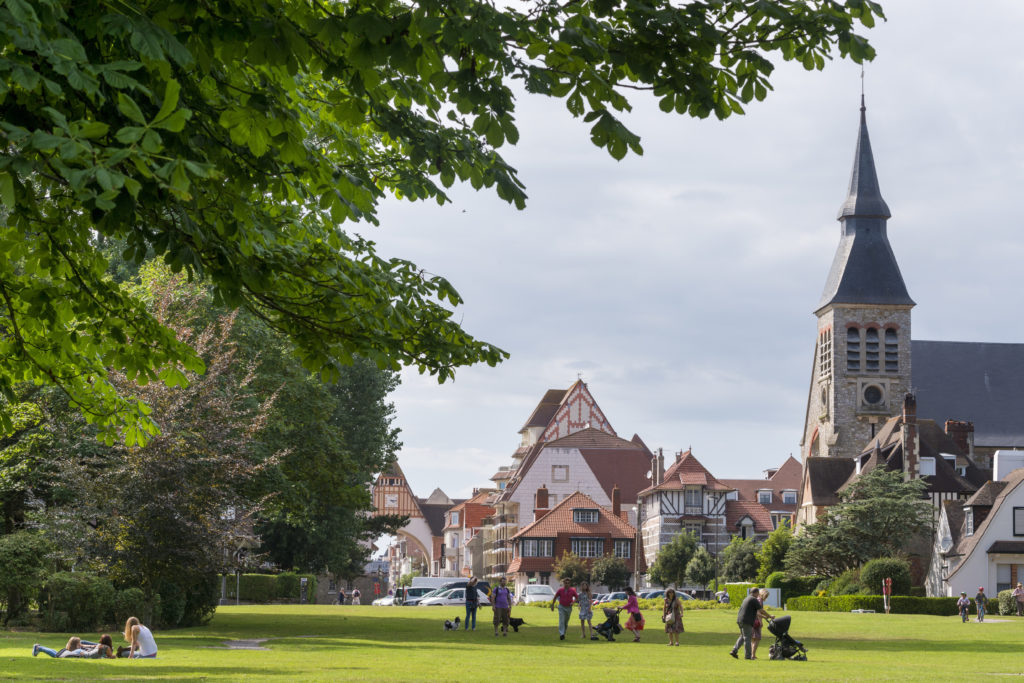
left=787, top=595, right=960, bottom=615
left=535, top=598, right=730, bottom=612
left=39, top=572, right=116, bottom=631
left=726, top=583, right=757, bottom=606
left=224, top=573, right=319, bottom=603
left=764, top=574, right=823, bottom=603
left=997, top=589, right=1015, bottom=616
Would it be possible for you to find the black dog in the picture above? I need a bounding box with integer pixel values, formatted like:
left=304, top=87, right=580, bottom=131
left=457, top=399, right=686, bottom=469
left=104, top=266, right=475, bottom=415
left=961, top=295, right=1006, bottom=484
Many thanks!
left=443, top=616, right=461, bottom=631
left=508, top=617, right=526, bottom=632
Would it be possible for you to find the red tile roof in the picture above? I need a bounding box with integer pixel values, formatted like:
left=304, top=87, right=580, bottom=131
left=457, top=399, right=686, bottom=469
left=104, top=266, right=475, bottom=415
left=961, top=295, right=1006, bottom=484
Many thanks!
left=513, top=491, right=635, bottom=540
left=642, top=450, right=733, bottom=493
left=545, top=428, right=641, bottom=450
left=725, top=500, right=775, bottom=534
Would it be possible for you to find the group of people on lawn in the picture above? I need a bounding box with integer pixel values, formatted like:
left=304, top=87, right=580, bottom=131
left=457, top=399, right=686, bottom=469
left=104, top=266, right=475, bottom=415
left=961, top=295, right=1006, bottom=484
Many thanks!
left=32, top=616, right=157, bottom=660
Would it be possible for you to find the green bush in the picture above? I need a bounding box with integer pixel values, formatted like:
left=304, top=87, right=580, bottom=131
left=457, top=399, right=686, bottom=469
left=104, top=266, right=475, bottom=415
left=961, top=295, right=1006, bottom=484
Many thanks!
left=0, top=531, right=52, bottom=622
left=157, top=581, right=186, bottom=627
left=766, top=574, right=824, bottom=603
left=997, top=589, right=1015, bottom=616
left=787, top=595, right=959, bottom=615
left=226, top=574, right=276, bottom=602
left=112, top=587, right=147, bottom=626
left=726, top=583, right=757, bottom=606
left=830, top=568, right=862, bottom=595
left=40, top=572, right=116, bottom=631
left=276, top=572, right=300, bottom=599
left=180, top=573, right=220, bottom=626
left=860, top=558, right=911, bottom=595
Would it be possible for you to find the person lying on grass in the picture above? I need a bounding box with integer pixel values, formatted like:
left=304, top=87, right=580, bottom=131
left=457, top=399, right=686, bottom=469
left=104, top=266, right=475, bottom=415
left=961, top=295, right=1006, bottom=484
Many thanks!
left=32, top=634, right=116, bottom=658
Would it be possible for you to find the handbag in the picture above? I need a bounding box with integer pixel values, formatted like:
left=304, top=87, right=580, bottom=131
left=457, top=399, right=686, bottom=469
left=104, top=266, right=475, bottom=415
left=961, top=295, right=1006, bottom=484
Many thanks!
left=663, top=612, right=675, bottom=625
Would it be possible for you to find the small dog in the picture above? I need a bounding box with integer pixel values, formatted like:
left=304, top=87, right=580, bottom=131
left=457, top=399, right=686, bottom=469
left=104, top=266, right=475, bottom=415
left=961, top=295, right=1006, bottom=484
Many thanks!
left=443, top=616, right=461, bottom=631
left=508, top=617, right=526, bottom=632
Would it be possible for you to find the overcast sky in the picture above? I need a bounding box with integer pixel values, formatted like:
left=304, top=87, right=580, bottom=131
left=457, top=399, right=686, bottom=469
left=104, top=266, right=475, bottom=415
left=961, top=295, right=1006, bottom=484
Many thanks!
left=366, top=1, right=1024, bottom=501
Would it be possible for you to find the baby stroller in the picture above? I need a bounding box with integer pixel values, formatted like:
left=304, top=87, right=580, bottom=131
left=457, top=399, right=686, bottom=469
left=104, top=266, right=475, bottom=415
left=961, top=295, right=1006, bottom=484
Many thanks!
left=767, top=615, right=808, bottom=661
left=595, top=607, right=622, bottom=641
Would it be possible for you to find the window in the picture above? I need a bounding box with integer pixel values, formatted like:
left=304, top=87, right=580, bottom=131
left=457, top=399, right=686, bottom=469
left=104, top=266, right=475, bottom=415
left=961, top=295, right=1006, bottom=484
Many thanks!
left=684, top=522, right=703, bottom=538
left=997, top=564, right=1012, bottom=593
left=757, top=490, right=772, bottom=505
left=614, top=540, right=631, bottom=558
left=572, top=538, right=604, bottom=558
left=684, top=489, right=701, bottom=508
left=965, top=507, right=974, bottom=536
left=885, top=328, right=899, bottom=372
left=573, top=508, right=599, bottom=523
left=451, top=511, right=460, bottom=526
left=847, top=327, right=861, bottom=371
left=1014, top=508, right=1024, bottom=537
left=522, top=539, right=554, bottom=557
left=782, top=491, right=797, bottom=505
left=865, top=328, right=879, bottom=371
left=919, top=457, right=935, bottom=477
left=725, top=491, right=738, bottom=501
left=552, top=465, right=569, bottom=482
left=819, top=329, right=832, bottom=381
left=451, top=535, right=459, bottom=549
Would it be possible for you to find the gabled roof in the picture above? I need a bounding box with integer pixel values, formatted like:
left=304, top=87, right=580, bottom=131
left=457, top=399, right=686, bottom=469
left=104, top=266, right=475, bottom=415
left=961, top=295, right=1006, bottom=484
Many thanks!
left=520, top=389, right=568, bottom=431
left=418, top=500, right=463, bottom=538
left=965, top=480, right=1007, bottom=507
left=443, top=490, right=496, bottom=530
left=512, top=491, right=635, bottom=540
left=643, top=450, right=732, bottom=494
left=725, top=500, right=775, bottom=534
left=720, top=457, right=802, bottom=505
left=816, top=100, right=913, bottom=312
left=545, top=428, right=640, bottom=450
left=941, top=499, right=966, bottom=552
left=912, top=340, right=1024, bottom=448
left=950, top=468, right=1024, bottom=578
left=803, top=457, right=856, bottom=506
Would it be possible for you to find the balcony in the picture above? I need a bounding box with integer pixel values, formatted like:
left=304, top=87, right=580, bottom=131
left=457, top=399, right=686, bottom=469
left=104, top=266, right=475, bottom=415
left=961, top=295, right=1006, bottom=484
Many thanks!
left=683, top=505, right=703, bottom=515
left=490, top=564, right=508, bottom=575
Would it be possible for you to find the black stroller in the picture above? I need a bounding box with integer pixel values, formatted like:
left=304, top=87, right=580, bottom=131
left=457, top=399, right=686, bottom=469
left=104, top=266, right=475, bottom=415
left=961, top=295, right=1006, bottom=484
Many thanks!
left=767, top=615, right=808, bottom=661
left=595, top=607, right=622, bottom=641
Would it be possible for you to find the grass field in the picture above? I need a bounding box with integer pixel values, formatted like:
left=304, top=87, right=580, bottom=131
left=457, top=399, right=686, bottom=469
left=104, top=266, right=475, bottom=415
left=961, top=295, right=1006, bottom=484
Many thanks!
left=1, top=604, right=1021, bottom=681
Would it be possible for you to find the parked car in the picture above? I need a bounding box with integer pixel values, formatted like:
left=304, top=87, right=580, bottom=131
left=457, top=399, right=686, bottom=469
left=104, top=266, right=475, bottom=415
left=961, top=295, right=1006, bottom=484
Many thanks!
left=418, top=587, right=491, bottom=607
left=639, top=590, right=664, bottom=600
left=518, top=584, right=556, bottom=605
left=601, top=591, right=628, bottom=604
left=371, top=595, right=396, bottom=606
left=401, top=586, right=441, bottom=606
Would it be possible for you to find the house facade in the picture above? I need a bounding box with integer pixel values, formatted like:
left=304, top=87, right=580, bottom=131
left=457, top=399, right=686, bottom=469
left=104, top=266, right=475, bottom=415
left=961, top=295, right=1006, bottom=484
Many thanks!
left=440, top=489, right=497, bottom=578
left=507, top=490, right=642, bottom=595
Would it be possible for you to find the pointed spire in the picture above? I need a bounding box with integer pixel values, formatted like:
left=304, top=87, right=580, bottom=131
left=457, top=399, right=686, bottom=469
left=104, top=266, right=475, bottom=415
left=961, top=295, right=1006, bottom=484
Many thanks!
left=837, top=95, right=890, bottom=219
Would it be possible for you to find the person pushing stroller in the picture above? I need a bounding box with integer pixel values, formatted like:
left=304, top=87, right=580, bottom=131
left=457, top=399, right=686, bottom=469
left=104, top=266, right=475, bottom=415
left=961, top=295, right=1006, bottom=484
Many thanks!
left=729, top=587, right=773, bottom=660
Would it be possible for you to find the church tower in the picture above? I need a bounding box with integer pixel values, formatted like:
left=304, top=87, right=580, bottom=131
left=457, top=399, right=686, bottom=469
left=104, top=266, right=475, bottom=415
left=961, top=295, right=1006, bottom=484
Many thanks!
left=801, top=98, right=915, bottom=461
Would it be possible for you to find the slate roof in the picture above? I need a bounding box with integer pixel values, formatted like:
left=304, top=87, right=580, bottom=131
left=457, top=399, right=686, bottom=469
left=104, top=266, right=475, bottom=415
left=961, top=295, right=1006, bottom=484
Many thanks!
left=942, top=499, right=966, bottom=552
left=512, top=491, right=636, bottom=540
left=816, top=101, right=914, bottom=312
left=950, top=468, right=1024, bottom=577
left=965, top=481, right=1006, bottom=507
left=418, top=501, right=462, bottom=538
left=520, top=389, right=567, bottom=430
left=987, top=541, right=1024, bottom=554
left=803, top=457, right=856, bottom=506
left=725, top=500, right=775, bottom=534
left=642, top=450, right=732, bottom=494
left=720, top=456, right=802, bottom=507
left=912, top=340, right=1024, bottom=448
left=544, top=428, right=640, bottom=450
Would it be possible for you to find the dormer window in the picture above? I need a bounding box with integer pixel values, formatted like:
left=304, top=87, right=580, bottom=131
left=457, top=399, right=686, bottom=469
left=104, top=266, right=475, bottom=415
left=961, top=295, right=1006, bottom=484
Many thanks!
left=965, top=507, right=974, bottom=536
left=757, top=490, right=772, bottom=505
left=451, top=511, right=460, bottom=525
left=1014, top=508, right=1024, bottom=536
left=573, top=508, right=599, bottom=524
left=782, top=490, right=797, bottom=505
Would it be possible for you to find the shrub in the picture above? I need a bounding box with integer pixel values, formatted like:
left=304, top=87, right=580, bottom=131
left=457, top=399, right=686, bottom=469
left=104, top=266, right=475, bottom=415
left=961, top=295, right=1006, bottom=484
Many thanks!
left=0, top=532, right=51, bottom=623
left=997, top=589, right=1015, bottom=616
left=787, top=595, right=959, bottom=615
left=226, top=574, right=277, bottom=602
left=830, top=568, right=862, bottom=595
left=112, top=588, right=147, bottom=626
left=860, top=558, right=912, bottom=595
left=725, top=583, right=757, bottom=606
left=765, top=573, right=823, bottom=603
left=40, top=572, right=116, bottom=631
left=180, top=573, right=220, bottom=626
left=276, top=572, right=300, bottom=599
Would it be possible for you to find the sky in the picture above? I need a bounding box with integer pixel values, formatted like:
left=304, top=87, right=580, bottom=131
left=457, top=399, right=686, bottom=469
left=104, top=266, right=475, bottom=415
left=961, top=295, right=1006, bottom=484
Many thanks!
left=365, top=1, right=1024, bottom=502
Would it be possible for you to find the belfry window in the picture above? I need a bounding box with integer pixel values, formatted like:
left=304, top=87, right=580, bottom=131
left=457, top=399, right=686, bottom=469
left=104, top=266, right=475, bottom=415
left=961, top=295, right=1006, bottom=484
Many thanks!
left=885, top=328, right=898, bottom=372
left=819, top=329, right=832, bottom=380
left=865, top=328, right=880, bottom=372
left=846, top=327, right=861, bottom=372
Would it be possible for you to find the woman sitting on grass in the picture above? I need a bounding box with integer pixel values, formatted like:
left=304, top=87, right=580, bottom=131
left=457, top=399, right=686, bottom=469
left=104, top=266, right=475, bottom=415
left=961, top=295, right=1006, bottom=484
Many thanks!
left=32, top=634, right=116, bottom=659
left=124, top=616, right=158, bottom=659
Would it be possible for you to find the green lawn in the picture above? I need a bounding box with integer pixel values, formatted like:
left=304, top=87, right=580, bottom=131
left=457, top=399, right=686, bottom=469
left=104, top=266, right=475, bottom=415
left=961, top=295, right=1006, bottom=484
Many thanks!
left=1, top=604, right=1020, bottom=681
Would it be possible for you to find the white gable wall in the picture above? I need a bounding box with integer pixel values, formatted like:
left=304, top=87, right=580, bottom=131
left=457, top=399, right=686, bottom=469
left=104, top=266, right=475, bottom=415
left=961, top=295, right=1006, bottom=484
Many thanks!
left=945, top=478, right=1024, bottom=597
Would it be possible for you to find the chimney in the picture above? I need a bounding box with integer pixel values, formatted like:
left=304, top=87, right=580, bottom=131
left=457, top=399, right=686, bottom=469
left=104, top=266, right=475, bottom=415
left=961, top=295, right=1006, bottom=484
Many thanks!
left=534, top=485, right=550, bottom=521
left=657, top=449, right=665, bottom=484
left=612, top=485, right=621, bottom=518
left=945, top=420, right=975, bottom=459
left=472, top=487, right=479, bottom=496
left=676, top=449, right=683, bottom=463
left=902, top=393, right=918, bottom=480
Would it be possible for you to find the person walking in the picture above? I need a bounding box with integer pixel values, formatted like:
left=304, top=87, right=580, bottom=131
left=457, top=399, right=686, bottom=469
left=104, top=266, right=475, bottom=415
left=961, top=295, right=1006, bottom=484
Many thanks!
left=662, top=588, right=684, bottom=646
left=1013, top=583, right=1024, bottom=617
left=492, top=577, right=513, bottom=637
left=578, top=582, right=595, bottom=640
left=750, top=588, right=770, bottom=659
left=729, top=587, right=772, bottom=660
left=464, top=577, right=480, bottom=631
left=618, top=587, right=644, bottom=642
left=352, top=588, right=361, bottom=605
left=957, top=591, right=971, bottom=623
left=975, top=587, right=987, bottom=622
left=338, top=587, right=346, bottom=605
left=550, top=579, right=578, bottom=640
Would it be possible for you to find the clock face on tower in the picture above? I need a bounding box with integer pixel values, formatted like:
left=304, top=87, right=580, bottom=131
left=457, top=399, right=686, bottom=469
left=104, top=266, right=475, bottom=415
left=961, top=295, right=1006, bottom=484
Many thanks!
left=385, top=494, right=398, bottom=508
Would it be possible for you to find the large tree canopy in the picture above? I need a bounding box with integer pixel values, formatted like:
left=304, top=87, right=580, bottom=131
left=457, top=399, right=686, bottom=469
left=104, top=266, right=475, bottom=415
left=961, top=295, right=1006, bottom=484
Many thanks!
left=0, top=0, right=883, bottom=441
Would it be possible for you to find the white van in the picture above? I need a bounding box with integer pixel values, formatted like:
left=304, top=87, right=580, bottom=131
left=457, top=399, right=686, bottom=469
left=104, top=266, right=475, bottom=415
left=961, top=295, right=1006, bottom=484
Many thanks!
left=411, top=577, right=456, bottom=590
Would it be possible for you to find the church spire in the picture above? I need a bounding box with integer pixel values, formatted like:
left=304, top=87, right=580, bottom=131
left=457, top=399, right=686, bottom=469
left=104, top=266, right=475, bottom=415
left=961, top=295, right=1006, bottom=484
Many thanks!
left=815, top=97, right=913, bottom=312
left=837, top=95, right=890, bottom=219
